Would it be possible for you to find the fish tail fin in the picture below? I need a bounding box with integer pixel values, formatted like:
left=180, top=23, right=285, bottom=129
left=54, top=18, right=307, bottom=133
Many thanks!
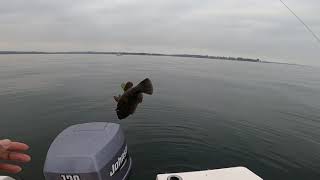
left=136, top=78, right=153, bottom=95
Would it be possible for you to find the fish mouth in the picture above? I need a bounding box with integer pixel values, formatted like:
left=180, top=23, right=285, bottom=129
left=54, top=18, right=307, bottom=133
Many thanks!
left=116, top=109, right=129, bottom=120
left=117, top=114, right=129, bottom=120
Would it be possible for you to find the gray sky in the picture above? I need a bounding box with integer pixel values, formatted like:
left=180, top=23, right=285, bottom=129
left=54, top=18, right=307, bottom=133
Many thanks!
left=1, top=0, right=319, bottom=66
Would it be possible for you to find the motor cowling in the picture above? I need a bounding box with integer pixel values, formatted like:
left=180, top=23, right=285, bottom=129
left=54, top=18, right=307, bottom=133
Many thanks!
left=43, top=122, right=132, bottom=180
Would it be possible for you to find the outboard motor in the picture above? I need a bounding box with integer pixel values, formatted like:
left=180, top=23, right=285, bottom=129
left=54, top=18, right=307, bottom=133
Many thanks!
left=43, top=122, right=132, bottom=180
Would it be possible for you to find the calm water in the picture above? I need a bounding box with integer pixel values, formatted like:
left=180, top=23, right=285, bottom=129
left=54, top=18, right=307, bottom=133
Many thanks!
left=0, top=55, right=320, bottom=180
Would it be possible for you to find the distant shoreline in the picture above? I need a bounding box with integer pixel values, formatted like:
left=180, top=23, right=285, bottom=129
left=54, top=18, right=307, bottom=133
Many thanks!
left=0, top=51, right=262, bottom=62
left=0, top=51, right=302, bottom=66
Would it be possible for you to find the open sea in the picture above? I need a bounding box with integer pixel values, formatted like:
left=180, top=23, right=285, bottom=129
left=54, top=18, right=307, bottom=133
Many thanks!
left=0, top=54, right=320, bottom=180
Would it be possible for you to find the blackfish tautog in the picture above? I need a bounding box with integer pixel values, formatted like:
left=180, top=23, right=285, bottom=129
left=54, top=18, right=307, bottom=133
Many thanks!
left=114, top=78, right=153, bottom=119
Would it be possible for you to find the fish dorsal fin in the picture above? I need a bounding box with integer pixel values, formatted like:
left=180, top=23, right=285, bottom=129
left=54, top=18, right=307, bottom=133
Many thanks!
left=113, top=95, right=120, bottom=102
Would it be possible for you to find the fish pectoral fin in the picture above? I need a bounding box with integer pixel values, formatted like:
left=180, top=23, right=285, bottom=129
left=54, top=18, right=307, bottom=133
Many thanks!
left=124, top=82, right=134, bottom=91
left=121, top=83, right=126, bottom=91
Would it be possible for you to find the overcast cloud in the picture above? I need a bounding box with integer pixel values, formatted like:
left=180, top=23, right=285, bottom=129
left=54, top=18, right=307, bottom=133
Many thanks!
left=0, top=0, right=319, bottom=65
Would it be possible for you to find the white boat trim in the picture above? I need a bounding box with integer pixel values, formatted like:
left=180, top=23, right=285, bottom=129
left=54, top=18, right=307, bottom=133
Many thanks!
left=0, top=176, right=16, bottom=180
left=156, top=167, right=263, bottom=180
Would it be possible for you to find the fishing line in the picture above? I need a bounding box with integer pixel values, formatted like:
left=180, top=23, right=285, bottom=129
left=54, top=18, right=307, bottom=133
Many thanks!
left=279, top=0, right=320, bottom=44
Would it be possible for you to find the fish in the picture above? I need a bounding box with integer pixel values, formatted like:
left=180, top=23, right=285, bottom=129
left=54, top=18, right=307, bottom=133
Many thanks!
left=114, top=78, right=153, bottom=119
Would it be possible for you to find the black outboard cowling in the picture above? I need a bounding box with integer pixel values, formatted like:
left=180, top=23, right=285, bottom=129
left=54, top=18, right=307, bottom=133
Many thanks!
left=43, top=122, right=132, bottom=180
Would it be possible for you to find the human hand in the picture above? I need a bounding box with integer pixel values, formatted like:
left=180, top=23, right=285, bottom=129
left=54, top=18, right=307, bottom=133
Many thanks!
left=0, top=139, right=31, bottom=174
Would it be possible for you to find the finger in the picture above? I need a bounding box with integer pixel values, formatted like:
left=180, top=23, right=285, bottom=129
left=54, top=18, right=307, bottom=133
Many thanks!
left=0, top=163, right=22, bottom=174
left=7, top=142, right=29, bottom=151
left=0, top=139, right=12, bottom=150
left=0, top=150, right=9, bottom=160
left=8, top=152, right=31, bottom=162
